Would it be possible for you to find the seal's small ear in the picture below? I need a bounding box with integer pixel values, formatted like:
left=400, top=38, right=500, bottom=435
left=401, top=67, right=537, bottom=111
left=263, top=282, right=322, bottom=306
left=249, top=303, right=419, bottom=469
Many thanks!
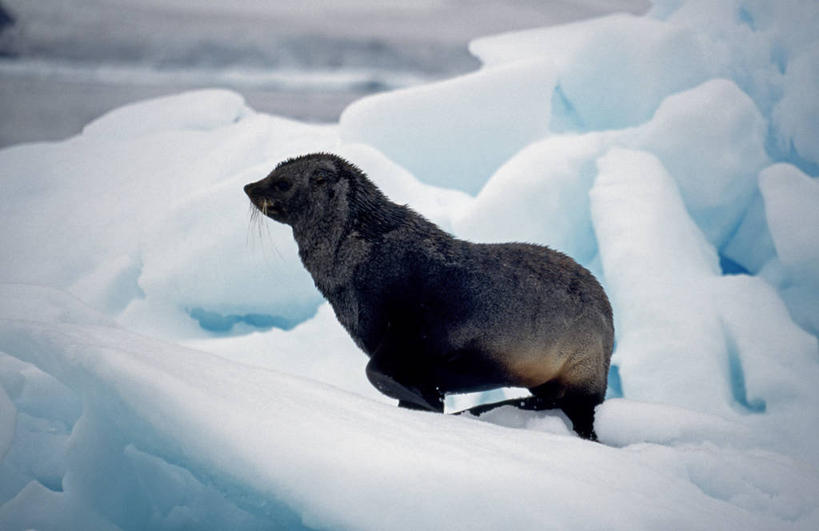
left=310, top=159, right=339, bottom=186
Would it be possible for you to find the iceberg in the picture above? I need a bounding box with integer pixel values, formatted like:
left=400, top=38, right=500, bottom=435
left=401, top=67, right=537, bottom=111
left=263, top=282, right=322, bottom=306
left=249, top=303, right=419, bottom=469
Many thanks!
left=1, top=0, right=818, bottom=528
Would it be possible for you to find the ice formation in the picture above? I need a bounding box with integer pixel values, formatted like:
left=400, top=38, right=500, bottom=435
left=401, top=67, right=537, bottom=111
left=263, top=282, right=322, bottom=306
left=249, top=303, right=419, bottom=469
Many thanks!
left=1, top=0, right=818, bottom=529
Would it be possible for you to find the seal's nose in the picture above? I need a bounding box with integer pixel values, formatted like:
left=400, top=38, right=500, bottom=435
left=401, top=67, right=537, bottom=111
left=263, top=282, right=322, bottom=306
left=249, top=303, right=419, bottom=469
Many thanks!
left=243, top=183, right=255, bottom=197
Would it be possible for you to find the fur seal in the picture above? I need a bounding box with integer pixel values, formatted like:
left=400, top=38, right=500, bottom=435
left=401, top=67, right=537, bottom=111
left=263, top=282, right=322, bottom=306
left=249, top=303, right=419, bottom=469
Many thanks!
left=244, top=153, right=614, bottom=440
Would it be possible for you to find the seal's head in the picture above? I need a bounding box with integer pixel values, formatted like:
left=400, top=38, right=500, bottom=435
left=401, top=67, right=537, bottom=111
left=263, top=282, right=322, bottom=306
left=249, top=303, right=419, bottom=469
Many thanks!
left=244, top=153, right=345, bottom=226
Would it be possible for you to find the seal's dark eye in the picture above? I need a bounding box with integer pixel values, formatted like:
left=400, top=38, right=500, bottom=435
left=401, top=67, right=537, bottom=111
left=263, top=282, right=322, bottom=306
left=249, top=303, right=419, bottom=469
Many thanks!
left=274, top=180, right=291, bottom=192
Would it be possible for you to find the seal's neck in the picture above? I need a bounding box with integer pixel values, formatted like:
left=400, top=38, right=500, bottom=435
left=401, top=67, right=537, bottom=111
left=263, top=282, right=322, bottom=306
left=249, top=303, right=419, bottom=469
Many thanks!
left=291, top=205, right=355, bottom=298
left=347, top=176, right=443, bottom=240
left=289, top=173, right=443, bottom=298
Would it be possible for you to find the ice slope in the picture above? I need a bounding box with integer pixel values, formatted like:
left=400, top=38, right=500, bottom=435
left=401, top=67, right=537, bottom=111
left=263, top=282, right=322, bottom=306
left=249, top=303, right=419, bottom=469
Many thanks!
left=1, top=285, right=818, bottom=530
left=1, top=0, right=819, bottom=528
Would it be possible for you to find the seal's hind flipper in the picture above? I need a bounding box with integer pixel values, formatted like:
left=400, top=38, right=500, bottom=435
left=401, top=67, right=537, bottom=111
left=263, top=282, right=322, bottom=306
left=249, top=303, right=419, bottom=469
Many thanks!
left=454, top=395, right=546, bottom=417
left=454, top=392, right=600, bottom=441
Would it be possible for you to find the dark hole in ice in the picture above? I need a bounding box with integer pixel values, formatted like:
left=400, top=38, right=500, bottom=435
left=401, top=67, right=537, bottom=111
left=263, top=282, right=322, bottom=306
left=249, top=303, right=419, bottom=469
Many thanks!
left=718, top=254, right=750, bottom=276
left=725, top=332, right=767, bottom=413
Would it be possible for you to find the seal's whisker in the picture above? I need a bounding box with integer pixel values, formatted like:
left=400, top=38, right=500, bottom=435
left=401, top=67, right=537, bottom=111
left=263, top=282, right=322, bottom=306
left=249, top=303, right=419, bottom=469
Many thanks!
left=246, top=204, right=255, bottom=243
left=247, top=201, right=263, bottom=244
left=246, top=199, right=283, bottom=261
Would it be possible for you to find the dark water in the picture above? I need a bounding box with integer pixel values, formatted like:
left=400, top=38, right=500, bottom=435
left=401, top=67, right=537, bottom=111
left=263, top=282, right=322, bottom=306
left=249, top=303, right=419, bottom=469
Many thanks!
left=0, top=72, right=371, bottom=146
left=0, top=0, right=648, bottom=148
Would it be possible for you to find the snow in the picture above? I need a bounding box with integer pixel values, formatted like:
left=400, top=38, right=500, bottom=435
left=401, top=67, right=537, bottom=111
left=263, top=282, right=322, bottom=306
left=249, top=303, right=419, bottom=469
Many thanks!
left=623, top=78, right=770, bottom=248
left=590, top=148, right=729, bottom=413
left=340, top=58, right=557, bottom=194
left=453, top=133, right=604, bottom=265
left=1, top=285, right=816, bottom=530
left=759, top=164, right=819, bottom=282
left=758, top=163, right=819, bottom=336
left=1, top=0, right=819, bottom=529
left=474, top=14, right=716, bottom=131
left=773, top=46, right=819, bottom=165
left=81, top=89, right=252, bottom=140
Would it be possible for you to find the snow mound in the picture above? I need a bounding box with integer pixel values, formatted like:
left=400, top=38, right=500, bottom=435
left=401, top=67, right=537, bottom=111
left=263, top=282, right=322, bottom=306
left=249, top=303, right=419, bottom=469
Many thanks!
left=759, top=163, right=819, bottom=336
left=82, top=89, right=251, bottom=140
left=340, top=58, right=556, bottom=194
left=590, top=148, right=725, bottom=413
left=1, top=284, right=818, bottom=530
left=623, top=78, right=769, bottom=247
left=472, top=14, right=715, bottom=131
left=453, top=133, right=604, bottom=265
left=773, top=46, right=819, bottom=166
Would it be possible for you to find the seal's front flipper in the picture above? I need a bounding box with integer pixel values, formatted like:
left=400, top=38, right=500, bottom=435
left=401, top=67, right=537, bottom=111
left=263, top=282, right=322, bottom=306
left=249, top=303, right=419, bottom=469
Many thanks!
left=365, top=359, right=443, bottom=412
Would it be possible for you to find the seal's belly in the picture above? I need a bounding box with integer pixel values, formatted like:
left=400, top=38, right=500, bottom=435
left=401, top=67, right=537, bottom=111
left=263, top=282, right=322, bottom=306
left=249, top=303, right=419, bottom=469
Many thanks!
left=501, top=344, right=569, bottom=388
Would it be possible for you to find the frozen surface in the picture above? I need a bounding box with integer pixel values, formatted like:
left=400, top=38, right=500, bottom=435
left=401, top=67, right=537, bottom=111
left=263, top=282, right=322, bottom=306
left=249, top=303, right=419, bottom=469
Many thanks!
left=1, top=0, right=819, bottom=529
left=758, top=163, right=819, bottom=336
left=472, top=14, right=716, bottom=131
left=1, top=285, right=818, bottom=531
left=340, top=58, right=556, bottom=194
left=589, top=148, right=727, bottom=413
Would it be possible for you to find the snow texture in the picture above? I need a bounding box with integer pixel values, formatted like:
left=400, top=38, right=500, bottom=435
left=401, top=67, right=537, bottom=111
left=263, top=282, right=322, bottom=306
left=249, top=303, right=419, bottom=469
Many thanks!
left=1, top=0, right=819, bottom=529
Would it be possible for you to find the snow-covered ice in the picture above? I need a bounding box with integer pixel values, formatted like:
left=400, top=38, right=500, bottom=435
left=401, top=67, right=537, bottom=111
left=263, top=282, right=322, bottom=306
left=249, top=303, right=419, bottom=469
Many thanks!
left=2, top=285, right=818, bottom=530
left=1, top=0, right=819, bottom=529
left=340, top=58, right=556, bottom=194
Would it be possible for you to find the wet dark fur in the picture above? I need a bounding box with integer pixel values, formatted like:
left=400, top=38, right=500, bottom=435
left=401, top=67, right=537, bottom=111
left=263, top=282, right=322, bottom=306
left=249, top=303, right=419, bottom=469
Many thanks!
left=244, top=153, right=614, bottom=439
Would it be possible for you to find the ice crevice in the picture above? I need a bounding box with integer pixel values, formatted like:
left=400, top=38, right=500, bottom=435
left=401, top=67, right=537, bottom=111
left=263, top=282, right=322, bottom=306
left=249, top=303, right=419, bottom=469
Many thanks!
left=722, top=327, right=766, bottom=414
